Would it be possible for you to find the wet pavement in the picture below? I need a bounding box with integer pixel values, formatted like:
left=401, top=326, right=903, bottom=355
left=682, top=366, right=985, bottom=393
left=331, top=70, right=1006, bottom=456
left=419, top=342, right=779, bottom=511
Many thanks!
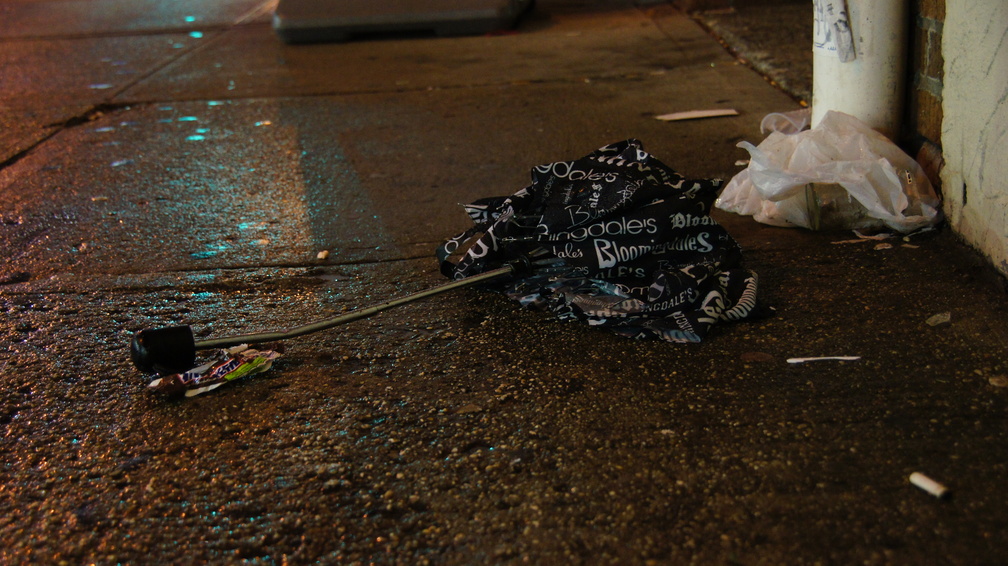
left=692, top=0, right=813, bottom=105
left=2, top=0, right=1007, bottom=564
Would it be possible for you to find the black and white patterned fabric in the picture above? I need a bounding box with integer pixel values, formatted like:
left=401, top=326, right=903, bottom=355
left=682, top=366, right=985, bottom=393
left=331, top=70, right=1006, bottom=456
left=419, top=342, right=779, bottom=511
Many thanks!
left=436, top=140, right=764, bottom=343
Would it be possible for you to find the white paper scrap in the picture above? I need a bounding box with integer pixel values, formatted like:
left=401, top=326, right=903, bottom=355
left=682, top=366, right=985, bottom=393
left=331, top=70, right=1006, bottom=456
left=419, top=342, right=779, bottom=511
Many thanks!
left=832, top=231, right=894, bottom=245
left=655, top=109, right=739, bottom=122
left=787, top=356, right=862, bottom=364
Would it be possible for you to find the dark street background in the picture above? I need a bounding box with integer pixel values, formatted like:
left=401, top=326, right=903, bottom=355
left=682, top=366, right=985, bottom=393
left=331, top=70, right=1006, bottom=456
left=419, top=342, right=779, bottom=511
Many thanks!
left=1, top=0, right=1006, bottom=563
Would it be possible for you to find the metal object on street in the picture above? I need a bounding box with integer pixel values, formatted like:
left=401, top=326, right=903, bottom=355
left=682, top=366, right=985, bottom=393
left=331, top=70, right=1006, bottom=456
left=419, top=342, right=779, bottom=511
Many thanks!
left=130, top=258, right=530, bottom=375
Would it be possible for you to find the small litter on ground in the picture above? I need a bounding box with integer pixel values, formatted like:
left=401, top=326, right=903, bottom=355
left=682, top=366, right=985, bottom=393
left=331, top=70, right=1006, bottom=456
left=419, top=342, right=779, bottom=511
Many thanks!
left=717, top=111, right=941, bottom=232
left=787, top=356, right=861, bottom=364
left=910, top=472, right=949, bottom=498
left=926, top=312, right=952, bottom=327
left=655, top=108, right=739, bottom=121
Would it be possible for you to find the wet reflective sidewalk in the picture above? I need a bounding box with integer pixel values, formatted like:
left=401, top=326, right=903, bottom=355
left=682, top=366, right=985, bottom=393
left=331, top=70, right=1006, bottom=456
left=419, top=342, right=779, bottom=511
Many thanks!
left=1, top=0, right=1007, bottom=563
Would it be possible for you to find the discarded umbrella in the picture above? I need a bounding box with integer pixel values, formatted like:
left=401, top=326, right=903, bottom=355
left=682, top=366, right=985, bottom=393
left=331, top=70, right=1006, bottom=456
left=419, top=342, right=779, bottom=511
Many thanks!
left=438, top=139, right=765, bottom=343
left=130, top=258, right=530, bottom=376
left=131, top=139, right=766, bottom=394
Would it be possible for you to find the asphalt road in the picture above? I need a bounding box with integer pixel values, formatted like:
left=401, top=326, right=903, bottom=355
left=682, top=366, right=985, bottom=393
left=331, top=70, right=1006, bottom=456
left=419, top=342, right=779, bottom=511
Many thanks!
left=2, top=1, right=1007, bottom=564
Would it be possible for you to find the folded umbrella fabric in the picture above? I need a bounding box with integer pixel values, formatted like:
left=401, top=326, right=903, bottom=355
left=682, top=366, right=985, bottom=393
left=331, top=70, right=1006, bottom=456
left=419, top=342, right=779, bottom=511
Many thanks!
left=437, top=139, right=765, bottom=343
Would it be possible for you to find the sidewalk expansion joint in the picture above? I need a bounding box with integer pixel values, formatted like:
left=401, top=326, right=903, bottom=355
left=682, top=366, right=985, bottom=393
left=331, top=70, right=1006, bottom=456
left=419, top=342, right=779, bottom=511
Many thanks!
left=0, top=253, right=438, bottom=295
left=108, top=73, right=637, bottom=107
left=181, top=253, right=438, bottom=273
left=0, top=24, right=236, bottom=43
left=0, top=103, right=133, bottom=172
left=44, top=102, right=133, bottom=130
left=134, top=253, right=439, bottom=279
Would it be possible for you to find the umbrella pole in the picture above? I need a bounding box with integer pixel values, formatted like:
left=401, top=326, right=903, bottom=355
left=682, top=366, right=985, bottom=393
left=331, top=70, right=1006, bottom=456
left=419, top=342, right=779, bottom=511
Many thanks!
left=131, top=257, right=529, bottom=374
left=195, top=261, right=522, bottom=349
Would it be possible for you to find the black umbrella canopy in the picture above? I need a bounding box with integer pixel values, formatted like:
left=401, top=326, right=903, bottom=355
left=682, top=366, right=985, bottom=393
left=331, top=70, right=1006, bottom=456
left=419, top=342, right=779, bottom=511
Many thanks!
left=437, top=140, right=767, bottom=343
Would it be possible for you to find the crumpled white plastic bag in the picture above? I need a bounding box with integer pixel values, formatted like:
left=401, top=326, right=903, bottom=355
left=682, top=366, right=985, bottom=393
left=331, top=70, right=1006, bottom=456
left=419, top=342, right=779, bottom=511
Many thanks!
left=716, top=110, right=941, bottom=232
left=759, top=108, right=812, bottom=135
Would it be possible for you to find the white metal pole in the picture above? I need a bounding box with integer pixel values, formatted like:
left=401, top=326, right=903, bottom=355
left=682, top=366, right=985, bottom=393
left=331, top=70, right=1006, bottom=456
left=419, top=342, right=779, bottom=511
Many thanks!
left=812, top=0, right=908, bottom=139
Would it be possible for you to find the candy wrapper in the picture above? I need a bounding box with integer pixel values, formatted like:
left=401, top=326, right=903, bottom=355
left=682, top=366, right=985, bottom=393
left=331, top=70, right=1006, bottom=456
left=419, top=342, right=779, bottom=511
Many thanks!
left=147, top=345, right=281, bottom=397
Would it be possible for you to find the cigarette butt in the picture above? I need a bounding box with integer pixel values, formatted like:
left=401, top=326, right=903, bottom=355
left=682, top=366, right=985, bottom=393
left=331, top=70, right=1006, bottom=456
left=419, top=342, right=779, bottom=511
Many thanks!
left=909, top=472, right=949, bottom=498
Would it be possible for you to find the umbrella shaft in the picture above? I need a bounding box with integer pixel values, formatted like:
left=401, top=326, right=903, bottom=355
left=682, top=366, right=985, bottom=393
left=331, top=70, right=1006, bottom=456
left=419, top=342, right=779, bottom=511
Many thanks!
left=193, top=263, right=517, bottom=350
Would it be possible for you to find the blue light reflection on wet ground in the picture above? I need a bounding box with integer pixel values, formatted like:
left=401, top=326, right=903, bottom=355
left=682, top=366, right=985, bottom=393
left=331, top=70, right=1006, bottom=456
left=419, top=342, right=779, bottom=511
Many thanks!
left=5, top=98, right=408, bottom=279
left=278, top=101, right=398, bottom=259
left=191, top=242, right=229, bottom=259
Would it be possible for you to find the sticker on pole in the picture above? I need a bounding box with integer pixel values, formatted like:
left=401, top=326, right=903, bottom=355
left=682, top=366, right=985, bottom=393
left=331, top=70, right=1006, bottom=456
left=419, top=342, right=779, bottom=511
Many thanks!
left=814, top=0, right=855, bottom=62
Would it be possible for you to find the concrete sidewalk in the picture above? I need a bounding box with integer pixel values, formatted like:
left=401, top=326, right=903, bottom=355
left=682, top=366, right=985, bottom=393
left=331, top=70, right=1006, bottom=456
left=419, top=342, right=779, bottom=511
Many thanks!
left=2, top=1, right=1007, bottom=563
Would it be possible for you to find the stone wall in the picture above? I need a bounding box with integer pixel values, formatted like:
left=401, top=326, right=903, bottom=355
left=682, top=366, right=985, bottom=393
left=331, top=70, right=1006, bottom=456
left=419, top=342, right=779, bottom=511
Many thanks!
left=941, top=3, right=1008, bottom=276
